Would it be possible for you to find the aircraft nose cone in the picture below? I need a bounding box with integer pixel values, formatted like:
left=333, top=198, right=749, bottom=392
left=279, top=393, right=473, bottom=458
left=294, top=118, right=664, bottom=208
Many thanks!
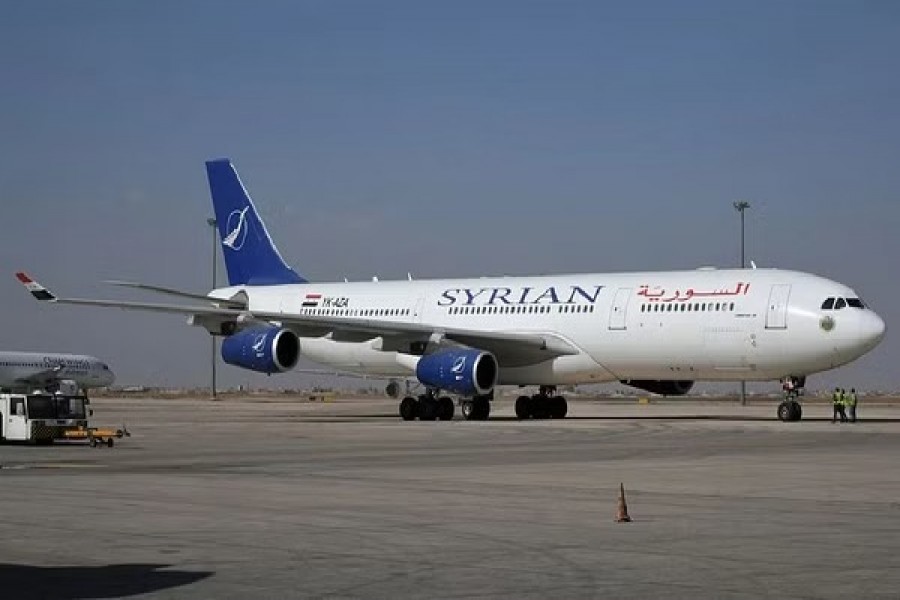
left=861, top=312, right=886, bottom=349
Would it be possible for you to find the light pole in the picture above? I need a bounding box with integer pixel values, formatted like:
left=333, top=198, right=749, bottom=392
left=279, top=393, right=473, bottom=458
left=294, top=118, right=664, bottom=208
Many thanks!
left=733, top=201, right=750, bottom=406
left=207, top=217, right=218, bottom=400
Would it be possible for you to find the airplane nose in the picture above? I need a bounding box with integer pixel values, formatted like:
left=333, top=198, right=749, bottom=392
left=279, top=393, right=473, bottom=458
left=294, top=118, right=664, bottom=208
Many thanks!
left=861, top=311, right=886, bottom=349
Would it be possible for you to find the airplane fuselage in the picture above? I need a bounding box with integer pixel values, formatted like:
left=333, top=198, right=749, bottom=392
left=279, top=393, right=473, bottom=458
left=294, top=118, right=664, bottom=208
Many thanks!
left=211, top=267, right=885, bottom=386
left=0, top=351, right=115, bottom=392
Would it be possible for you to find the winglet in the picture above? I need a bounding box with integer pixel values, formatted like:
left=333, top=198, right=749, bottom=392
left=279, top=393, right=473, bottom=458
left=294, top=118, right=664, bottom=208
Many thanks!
left=15, top=272, right=57, bottom=301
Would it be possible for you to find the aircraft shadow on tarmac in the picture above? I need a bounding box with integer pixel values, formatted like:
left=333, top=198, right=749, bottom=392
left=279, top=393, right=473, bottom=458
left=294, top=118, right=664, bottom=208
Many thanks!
left=302, top=414, right=900, bottom=424
left=0, top=563, right=213, bottom=600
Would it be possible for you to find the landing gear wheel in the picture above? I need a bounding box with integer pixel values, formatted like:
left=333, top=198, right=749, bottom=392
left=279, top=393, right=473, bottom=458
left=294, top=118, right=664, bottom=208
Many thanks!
left=461, top=400, right=475, bottom=420
left=515, top=396, right=532, bottom=419
left=550, top=396, right=568, bottom=419
left=438, top=396, right=455, bottom=421
left=789, top=401, right=802, bottom=422
left=473, top=397, right=491, bottom=420
left=418, top=397, right=438, bottom=421
left=777, top=400, right=802, bottom=422
left=530, top=395, right=550, bottom=419
left=399, top=397, right=418, bottom=421
left=463, top=397, right=491, bottom=421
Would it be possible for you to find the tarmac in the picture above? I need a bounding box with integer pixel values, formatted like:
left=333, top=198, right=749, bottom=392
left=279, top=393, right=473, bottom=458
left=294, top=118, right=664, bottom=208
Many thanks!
left=1, top=395, right=899, bottom=599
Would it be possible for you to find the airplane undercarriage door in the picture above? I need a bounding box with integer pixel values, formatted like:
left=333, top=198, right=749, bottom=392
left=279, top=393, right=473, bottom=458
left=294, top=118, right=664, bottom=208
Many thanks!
left=608, top=287, right=632, bottom=330
left=765, top=284, right=791, bottom=330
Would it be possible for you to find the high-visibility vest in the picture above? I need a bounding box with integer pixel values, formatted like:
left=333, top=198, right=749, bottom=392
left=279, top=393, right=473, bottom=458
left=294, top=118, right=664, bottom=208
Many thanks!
left=832, top=392, right=842, bottom=405
left=847, top=393, right=858, bottom=407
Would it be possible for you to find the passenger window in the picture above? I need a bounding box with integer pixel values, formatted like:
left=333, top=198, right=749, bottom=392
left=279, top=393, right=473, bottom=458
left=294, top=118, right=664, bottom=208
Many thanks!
left=835, top=298, right=847, bottom=310
left=821, top=298, right=834, bottom=310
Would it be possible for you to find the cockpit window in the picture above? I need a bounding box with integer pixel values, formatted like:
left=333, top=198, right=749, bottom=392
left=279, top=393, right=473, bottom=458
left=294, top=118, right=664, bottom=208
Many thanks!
left=834, top=298, right=847, bottom=309
left=821, top=298, right=835, bottom=310
left=846, top=298, right=865, bottom=309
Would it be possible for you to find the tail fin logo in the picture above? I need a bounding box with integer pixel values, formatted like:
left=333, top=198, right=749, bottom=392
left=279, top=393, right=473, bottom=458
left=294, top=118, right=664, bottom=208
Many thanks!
left=222, top=207, right=250, bottom=251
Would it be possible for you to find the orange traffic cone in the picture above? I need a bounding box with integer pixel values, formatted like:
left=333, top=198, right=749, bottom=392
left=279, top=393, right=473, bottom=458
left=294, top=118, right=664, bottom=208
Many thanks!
left=615, top=482, right=632, bottom=523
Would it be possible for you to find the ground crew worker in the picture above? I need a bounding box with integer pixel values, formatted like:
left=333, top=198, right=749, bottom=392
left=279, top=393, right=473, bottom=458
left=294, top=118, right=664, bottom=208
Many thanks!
left=847, top=388, right=858, bottom=423
left=832, top=387, right=843, bottom=423
left=839, top=388, right=849, bottom=422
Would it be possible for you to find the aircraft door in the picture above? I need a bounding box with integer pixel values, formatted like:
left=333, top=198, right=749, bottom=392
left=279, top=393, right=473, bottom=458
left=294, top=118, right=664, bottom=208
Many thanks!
left=608, top=287, right=632, bottom=330
left=765, top=284, right=791, bottom=330
left=6, top=397, right=28, bottom=440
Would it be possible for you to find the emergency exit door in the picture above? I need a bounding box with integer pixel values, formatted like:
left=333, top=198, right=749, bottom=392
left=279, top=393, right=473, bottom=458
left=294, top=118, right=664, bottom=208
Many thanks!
left=765, top=284, right=791, bottom=329
left=608, top=287, right=632, bottom=330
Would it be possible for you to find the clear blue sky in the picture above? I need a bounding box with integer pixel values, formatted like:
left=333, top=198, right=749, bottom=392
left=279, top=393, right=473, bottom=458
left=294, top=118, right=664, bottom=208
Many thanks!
left=1, top=1, right=898, bottom=391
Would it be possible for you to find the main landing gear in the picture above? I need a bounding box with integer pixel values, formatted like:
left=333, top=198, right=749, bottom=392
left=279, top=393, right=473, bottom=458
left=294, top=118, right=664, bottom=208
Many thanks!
left=777, top=376, right=805, bottom=422
left=515, top=386, right=568, bottom=420
left=398, top=391, right=492, bottom=421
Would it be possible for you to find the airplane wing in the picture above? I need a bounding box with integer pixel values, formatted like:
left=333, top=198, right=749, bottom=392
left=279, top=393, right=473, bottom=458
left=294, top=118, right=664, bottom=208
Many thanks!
left=16, top=273, right=579, bottom=366
left=103, top=280, right=246, bottom=309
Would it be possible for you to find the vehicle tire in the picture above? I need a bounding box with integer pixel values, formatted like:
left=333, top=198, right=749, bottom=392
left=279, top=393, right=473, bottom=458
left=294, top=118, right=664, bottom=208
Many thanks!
left=461, top=400, right=475, bottom=420
left=418, top=398, right=438, bottom=421
left=551, top=396, right=568, bottom=419
left=89, top=437, right=97, bottom=448
left=438, top=396, right=455, bottom=421
left=777, top=401, right=791, bottom=422
left=530, top=396, right=549, bottom=419
left=515, top=396, right=532, bottom=419
left=473, top=397, right=491, bottom=420
left=107, top=438, right=114, bottom=448
left=789, top=401, right=802, bottom=422
left=399, top=397, right=418, bottom=421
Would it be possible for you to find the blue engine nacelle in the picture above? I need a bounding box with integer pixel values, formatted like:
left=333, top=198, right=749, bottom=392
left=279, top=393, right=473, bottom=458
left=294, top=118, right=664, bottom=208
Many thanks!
left=415, top=349, right=498, bottom=397
left=221, top=326, right=300, bottom=374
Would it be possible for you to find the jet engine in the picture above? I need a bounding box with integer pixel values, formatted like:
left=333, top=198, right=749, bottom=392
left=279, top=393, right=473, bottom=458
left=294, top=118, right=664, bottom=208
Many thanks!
left=416, top=349, right=498, bottom=397
left=221, top=326, right=300, bottom=374
left=622, top=379, right=694, bottom=396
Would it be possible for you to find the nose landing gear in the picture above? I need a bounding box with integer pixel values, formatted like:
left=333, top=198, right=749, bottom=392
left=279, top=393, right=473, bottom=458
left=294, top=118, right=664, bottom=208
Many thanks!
left=777, top=376, right=805, bottom=422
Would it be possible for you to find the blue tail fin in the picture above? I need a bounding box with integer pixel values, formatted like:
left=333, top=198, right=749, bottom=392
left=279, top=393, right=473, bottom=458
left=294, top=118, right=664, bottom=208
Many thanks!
left=205, top=159, right=306, bottom=286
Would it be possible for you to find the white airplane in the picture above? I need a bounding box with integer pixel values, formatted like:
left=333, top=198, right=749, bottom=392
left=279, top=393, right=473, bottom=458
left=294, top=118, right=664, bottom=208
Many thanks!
left=0, top=351, right=115, bottom=392
left=17, top=159, right=885, bottom=422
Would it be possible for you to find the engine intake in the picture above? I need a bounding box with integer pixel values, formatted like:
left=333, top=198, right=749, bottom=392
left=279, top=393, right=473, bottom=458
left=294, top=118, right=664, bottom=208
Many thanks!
left=416, top=349, right=497, bottom=397
left=622, top=380, right=694, bottom=396
left=221, top=326, right=300, bottom=374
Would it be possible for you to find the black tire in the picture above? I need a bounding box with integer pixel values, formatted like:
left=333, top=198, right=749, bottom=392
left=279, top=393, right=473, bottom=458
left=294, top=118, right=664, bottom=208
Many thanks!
left=551, top=396, right=568, bottom=419
left=473, top=397, right=491, bottom=420
left=789, top=401, right=802, bottom=422
left=438, top=397, right=455, bottom=421
left=530, top=396, right=550, bottom=419
left=399, top=397, right=418, bottom=421
left=515, top=396, right=532, bottom=419
left=107, top=438, right=114, bottom=448
left=777, top=401, right=791, bottom=422
left=418, top=398, right=438, bottom=421
left=461, top=400, right=475, bottom=420
left=89, top=437, right=97, bottom=448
